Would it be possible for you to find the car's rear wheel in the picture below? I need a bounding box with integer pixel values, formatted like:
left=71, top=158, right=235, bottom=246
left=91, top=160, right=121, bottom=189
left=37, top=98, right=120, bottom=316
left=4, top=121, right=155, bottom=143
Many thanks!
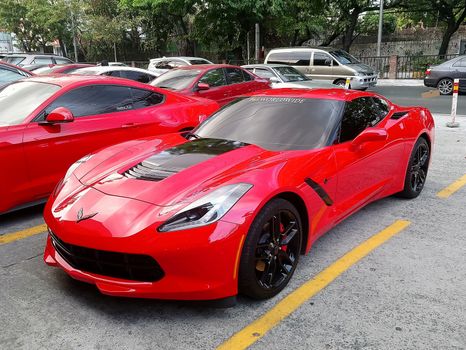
left=239, top=198, right=302, bottom=299
left=397, top=137, right=430, bottom=199
left=437, top=78, right=453, bottom=95
left=334, top=79, right=347, bottom=88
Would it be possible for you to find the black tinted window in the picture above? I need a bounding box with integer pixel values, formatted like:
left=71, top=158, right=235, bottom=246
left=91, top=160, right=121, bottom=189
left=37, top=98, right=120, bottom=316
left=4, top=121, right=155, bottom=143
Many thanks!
left=313, top=53, right=332, bottom=66
left=199, top=69, right=226, bottom=87
left=242, top=69, right=253, bottom=81
left=339, top=97, right=387, bottom=143
left=104, top=70, right=121, bottom=77
left=267, top=51, right=310, bottom=66
left=131, top=88, right=164, bottom=109
left=123, top=70, right=153, bottom=83
left=453, top=58, right=466, bottom=67
left=226, top=68, right=245, bottom=84
left=44, top=85, right=133, bottom=118
left=196, top=97, right=344, bottom=150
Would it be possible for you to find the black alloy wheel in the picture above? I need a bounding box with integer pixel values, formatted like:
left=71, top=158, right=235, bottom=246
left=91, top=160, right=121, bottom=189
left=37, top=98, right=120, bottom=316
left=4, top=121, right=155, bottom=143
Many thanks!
left=397, top=137, right=430, bottom=199
left=239, top=198, right=302, bottom=299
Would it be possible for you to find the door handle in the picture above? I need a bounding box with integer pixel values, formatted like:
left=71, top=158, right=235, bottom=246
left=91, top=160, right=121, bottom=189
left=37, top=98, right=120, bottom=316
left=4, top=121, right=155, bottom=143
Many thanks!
left=121, top=123, right=139, bottom=128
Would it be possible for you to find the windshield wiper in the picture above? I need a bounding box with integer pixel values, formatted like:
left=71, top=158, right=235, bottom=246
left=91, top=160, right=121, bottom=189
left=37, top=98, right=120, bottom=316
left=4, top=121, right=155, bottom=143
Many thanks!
left=183, top=131, right=201, bottom=140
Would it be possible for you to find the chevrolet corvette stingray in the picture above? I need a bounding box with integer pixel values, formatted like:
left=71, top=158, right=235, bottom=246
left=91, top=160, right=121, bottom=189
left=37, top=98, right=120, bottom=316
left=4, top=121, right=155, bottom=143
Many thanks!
left=44, top=88, right=434, bottom=302
left=0, top=75, right=219, bottom=213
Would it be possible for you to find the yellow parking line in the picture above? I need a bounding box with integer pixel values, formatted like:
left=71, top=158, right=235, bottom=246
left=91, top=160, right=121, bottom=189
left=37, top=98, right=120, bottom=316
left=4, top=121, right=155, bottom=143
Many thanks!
left=0, top=224, right=47, bottom=245
left=437, top=174, right=466, bottom=198
left=217, top=220, right=411, bottom=350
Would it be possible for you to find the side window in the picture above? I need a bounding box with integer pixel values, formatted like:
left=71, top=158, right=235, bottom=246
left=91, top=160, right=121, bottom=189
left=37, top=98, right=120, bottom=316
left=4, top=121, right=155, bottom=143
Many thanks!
left=370, top=97, right=390, bottom=121
left=453, top=58, right=466, bottom=67
left=130, top=88, right=164, bottom=109
left=43, top=85, right=133, bottom=118
left=33, top=57, right=54, bottom=65
left=226, top=68, right=245, bottom=84
left=122, top=70, right=151, bottom=83
left=0, top=69, right=23, bottom=84
left=242, top=69, right=253, bottom=81
left=339, top=97, right=385, bottom=143
left=198, top=69, right=227, bottom=87
left=267, top=51, right=310, bottom=66
left=251, top=68, right=274, bottom=79
left=313, top=53, right=332, bottom=66
left=55, top=57, right=73, bottom=64
left=103, top=70, right=121, bottom=77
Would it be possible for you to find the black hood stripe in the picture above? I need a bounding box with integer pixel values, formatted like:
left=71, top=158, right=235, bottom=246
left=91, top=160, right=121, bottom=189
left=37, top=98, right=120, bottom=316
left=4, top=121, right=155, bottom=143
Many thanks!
left=123, top=138, right=248, bottom=181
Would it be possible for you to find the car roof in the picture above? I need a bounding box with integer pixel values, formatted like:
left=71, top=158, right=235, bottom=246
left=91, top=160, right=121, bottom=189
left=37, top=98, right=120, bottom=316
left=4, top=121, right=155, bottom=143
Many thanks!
left=23, top=74, right=152, bottom=88
left=0, top=61, right=34, bottom=75
left=249, top=87, right=375, bottom=101
left=175, top=64, right=241, bottom=71
left=151, top=56, right=210, bottom=61
left=267, top=47, right=335, bottom=53
left=73, top=66, right=155, bottom=74
left=242, top=64, right=289, bottom=69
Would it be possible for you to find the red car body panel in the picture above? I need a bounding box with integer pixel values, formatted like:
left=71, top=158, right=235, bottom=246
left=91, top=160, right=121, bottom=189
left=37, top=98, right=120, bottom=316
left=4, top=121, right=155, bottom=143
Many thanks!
left=156, top=64, right=270, bottom=106
left=43, top=88, right=435, bottom=300
left=0, top=75, right=219, bottom=213
left=39, top=63, right=95, bottom=74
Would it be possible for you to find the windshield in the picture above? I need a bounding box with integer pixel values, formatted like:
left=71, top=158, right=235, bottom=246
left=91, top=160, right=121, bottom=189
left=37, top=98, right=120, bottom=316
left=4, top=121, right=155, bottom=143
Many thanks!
left=188, top=59, right=211, bottom=65
left=72, top=68, right=101, bottom=75
left=195, top=97, right=344, bottom=150
left=3, top=56, right=26, bottom=65
left=274, top=66, right=310, bottom=82
left=329, top=50, right=360, bottom=64
left=0, top=81, right=60, bottom=126
left=150, top=69, right=200, bottom=90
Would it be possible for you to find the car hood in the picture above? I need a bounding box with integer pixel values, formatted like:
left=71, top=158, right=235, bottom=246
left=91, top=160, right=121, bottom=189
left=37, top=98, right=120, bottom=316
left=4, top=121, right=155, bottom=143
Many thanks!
left=348, top=63, right=376, bottom=75
left=76, top=135, right=288, bottom=207
left=276, top=80, right=339, bottom=89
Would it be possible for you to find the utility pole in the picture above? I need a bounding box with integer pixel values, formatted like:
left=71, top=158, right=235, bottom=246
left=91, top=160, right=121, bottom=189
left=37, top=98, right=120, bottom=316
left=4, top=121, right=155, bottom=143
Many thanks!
left=68, top=0, right=78, bottom=61
left=376, top=0, right=384, bottom=57
left=247, top=31, right=250, bottom=64
left=255, top=23, right=260, bottom=63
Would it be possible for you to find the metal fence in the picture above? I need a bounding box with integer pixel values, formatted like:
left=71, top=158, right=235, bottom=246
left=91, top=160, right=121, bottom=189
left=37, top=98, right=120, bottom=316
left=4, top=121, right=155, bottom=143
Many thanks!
left=395, top=54, right=458, bottom=78
left=358, top=56, right=390, bottom=79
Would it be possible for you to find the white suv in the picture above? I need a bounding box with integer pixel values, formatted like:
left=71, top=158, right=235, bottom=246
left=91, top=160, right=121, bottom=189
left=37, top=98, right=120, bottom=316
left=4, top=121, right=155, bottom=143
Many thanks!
left=147, top=56, right=213, bottom=76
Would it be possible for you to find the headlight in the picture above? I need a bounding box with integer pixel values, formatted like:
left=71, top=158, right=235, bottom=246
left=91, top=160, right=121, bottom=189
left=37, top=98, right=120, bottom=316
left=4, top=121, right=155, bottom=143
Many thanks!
left=63, top=154, right=93, bottom=182
left=158, top=183, right=253, bottom=232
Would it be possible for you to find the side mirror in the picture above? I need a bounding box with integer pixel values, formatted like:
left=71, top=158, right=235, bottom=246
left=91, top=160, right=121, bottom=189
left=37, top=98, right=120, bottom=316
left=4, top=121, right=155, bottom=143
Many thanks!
left=196, top=82, right=210, bottom=91
left=269, top=76, right=280, bottom=83
left=350, top=128, right=387, bottom=151
left=44, top=107, right=74, bottom=124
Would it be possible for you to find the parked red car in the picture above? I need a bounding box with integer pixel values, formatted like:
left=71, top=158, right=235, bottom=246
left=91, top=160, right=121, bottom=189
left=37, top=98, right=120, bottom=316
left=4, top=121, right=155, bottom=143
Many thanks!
left=0, top=61, right=34, bottom=86
left=0, top=75, right=219, bottom=213
left=150, top=64, right=270, bottom=106
left=35, top=64, right=95, bottom=75
left=43, top=88, right=434, bottom=302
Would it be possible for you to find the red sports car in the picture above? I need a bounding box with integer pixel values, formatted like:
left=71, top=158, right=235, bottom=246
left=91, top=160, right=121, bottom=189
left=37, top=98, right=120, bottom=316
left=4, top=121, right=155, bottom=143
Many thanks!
left=0, top=75, right=219, bottom=213
left=150, top=64, right=270, bottom=106
left=43, top=88, right=434, bottom=303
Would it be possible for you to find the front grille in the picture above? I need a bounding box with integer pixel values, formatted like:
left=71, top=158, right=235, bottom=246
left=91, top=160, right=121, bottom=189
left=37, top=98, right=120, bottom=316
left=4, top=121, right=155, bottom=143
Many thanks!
left=50, top=231, right=164, bottom=282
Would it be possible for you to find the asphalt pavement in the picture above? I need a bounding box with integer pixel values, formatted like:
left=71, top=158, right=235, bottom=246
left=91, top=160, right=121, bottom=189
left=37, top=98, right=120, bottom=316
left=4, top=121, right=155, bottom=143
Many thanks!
left=1, top=84, right=465, bottom=350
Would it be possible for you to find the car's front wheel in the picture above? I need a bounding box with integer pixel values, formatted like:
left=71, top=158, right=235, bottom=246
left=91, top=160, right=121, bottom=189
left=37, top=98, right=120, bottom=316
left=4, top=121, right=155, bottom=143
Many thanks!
left=397, top=137, right=430, bottom=199
left=437, top=78, right=453, bottom=95
left=238, top=198, right=302, bottom=299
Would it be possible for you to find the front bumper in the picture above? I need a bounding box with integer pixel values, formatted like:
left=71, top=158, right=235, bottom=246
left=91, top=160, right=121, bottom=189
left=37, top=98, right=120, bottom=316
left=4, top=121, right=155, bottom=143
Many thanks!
left=350, top=75, right=378, bottom=89
left=44, top=216, right=246, bottom=300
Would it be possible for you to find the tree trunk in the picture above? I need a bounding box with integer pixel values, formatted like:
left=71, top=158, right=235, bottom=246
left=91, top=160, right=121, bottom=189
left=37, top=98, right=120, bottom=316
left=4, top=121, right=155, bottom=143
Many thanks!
left=342, top=7, right=361, bottom=52
left=58, top=38, right=67, bottom=57
left=438, top=21, right=456, bottom=58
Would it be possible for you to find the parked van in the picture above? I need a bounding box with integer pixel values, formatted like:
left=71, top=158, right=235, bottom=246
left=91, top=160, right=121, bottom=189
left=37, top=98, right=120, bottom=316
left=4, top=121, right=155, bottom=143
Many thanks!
left=264, top=47, right=377, bottom=90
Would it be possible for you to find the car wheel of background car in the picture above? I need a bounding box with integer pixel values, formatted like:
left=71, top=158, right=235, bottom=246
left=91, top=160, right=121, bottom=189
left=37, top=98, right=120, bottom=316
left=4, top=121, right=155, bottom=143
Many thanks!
left=238, top=198, right=302, bottom=299
left=334, top=79, right=347, bottom=88
left=397, top=137, right=430, bottom=199
left=437, top=78, right=453, bottom=95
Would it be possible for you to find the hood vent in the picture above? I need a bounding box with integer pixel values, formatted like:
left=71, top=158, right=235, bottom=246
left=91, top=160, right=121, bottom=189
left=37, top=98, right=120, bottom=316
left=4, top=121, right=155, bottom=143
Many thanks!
left=123, top=138, right=247, bottom=181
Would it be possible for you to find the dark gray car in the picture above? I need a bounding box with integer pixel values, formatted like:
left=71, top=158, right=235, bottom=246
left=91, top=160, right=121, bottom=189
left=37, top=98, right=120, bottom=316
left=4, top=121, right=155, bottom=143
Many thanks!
left=424, top=55, right=466, bottom=95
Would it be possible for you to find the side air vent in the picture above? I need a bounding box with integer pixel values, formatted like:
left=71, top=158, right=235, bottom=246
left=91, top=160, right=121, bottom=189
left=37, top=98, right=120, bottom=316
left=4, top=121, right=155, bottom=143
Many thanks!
left=391, top=111, right=408, bottom=120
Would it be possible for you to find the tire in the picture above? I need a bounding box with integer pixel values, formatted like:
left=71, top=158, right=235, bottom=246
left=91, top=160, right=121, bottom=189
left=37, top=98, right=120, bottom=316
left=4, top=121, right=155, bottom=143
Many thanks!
left=397, top=137, right=430, bottom=199
left=437, top=78, right=453, bottom=95
left=334, top=79, right=347, bottom=88
left=238, top=198, right=302, bottom=299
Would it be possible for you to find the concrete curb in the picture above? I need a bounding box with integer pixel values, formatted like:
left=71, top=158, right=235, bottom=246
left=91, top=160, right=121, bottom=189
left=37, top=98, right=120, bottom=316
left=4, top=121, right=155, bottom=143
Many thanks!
left=377, top=79, right=424, bottom=87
